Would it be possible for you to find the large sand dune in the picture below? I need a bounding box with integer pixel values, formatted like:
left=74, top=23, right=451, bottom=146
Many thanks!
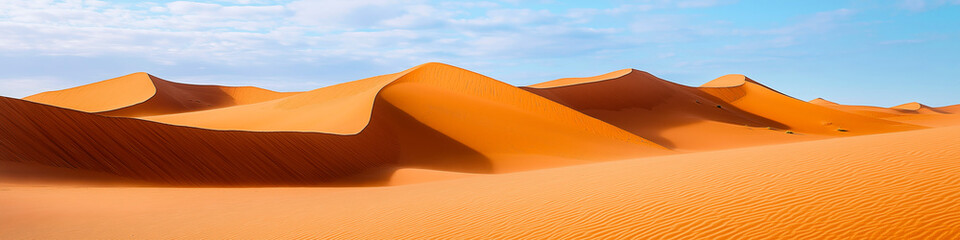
left=24, top=72, right=297, bottom=117
left=524, top=69, right=820, bottom=150
left=144, top=63, right=669, bottom=171
left=0, top=96, right=399, bottom=185
left=2, top=62, right=959, bottom=238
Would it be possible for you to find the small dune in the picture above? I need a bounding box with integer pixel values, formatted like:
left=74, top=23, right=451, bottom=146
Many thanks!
left=24, top=72, right=297, bottom=117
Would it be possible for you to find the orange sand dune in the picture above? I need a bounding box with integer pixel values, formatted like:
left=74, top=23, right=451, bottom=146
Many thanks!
left=3, top=124, right=959, bottom=239
left=809, top=97, right=839, bottom=105
left=0, top=96, right=402, bottom=185
left=891, top=101, right=949, bottom=114
left=939, top=104, right=960, bottom=113
left=809, top=98, right=910, bottom=118
left=523, top=70, right=923, bottom=151
left=809, top=98, right=960, bottom=127
left=525, top=69, right=822, bottom=151
left=699, top=74, right=925, bottom=135
left=0, top=64, right=672, bottom=185
left=23, top=72, right=297, bottom=117
left=145, top=63, right=669, bottom=172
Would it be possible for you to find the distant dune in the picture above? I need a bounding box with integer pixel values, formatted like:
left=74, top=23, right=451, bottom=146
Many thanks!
left=24, top=72, right=297, bottom=117
left=3, top=62, right=959, bottom=238
left=810, top=98, right=960, bottom=127
left=525, top=69, right=816, bottom=151
left=698, top=74, right=925, bottom=135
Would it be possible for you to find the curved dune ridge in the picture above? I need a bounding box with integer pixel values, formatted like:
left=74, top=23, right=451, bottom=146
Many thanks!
left=0, top=96, right=399, bottom=185
left=698, top=74, right=926, bottom=135
left=0, top=63, right=673, bottom=185
left=524, top=70, right=818, bottom=150
left=24, top=72, right=297, bottom=117
left=2, top=124, right=959, bottom=239
left=144, top=63, right=669, bottom=172
left=891, top=101, right=948, bottom=114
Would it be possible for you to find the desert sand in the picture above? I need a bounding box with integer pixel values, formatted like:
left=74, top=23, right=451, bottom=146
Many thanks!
left=2, top=62, right=959, bottom=239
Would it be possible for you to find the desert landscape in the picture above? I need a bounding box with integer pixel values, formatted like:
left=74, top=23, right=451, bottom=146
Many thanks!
left=1, top=62, right=959, bottom=238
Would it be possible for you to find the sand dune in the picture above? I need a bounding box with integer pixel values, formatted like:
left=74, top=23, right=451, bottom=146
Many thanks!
left=939, top=104, right=960, bottom=113
left=24, top=72, right=296, bottom=117
left=525, top=69, right=821, bottom=151
left=3, top=123, right=959, bottom=239
left=809, top=97, right=839, bottom=105
left=145, top=63, right=669, bottom=172
left=0, top=64, right=671, bottom=184
left=810, top=98, right=910, bottom=118
left=0, top=96, right=400, bottom=185
left=523, top=70, right=926, bottom=150
left=891, top=102, right=948, bottom=114
left=809, top=98, right=960, bottom=127
left=699, top=74, right=925, bottom=135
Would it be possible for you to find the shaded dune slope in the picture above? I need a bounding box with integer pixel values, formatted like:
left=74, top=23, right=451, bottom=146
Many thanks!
left=146, top=63, right=669, bottom=171
left=24, top=72, right=297, bottom=117
left=0, top=64, right=671, bottom=185
left=699, top=74, right=925, bottom=135
left=0, top=96, right=402, bottom=185
left=939, top=104, right=960, bottom=113
left=4, top=92, right=552, bottom=184
left=524, top=69, right=811, bottom=150
left=4, top=124, right=959, bottom=239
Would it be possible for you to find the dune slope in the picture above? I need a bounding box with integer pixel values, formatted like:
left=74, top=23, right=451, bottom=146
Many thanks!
left=0, top=96, right=404, bottom=185
left=810, top=99, right=960, bottom=127
left=3, top=122, right=959, bottom=239
left=526, top=70, right=817, bottom=150
left=700, top=74, right=925, bottom=135
left=23, top=72, right=296, bottom=117
left=146, top=63, right=669, bottom=171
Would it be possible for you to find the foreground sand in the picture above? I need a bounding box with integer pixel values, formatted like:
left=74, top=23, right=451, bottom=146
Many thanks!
left=2, top=125, right=959, bottom=239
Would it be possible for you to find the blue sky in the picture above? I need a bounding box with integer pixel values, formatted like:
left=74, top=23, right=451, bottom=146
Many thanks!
left=1, top=0, right=958, bottom=106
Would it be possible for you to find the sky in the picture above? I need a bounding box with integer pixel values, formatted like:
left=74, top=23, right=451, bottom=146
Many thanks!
left=0, top=0, right=958, bottom=106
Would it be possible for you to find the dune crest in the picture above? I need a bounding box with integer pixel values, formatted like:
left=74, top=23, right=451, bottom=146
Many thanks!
left=809, top=97, right=839, bottom=105
left=145, top=63, right=669, bottom=172
left=524, top=69, right=820, bottom=151
left=698, top=74, right=925, bottom=135
left=23, top=72, right=156, bottom=112
left=24, top=72, right=297, bottom=117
